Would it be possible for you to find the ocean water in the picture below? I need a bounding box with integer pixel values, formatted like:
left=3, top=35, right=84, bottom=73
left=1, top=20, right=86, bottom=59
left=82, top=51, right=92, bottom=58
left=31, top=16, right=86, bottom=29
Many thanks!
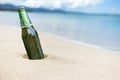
left=0, top=11, right=120, bottom=52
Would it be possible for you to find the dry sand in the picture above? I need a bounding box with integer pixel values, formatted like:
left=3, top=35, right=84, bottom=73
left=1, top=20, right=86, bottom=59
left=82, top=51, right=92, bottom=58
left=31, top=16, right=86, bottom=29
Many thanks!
left=0, top=26, right=120, bottom=80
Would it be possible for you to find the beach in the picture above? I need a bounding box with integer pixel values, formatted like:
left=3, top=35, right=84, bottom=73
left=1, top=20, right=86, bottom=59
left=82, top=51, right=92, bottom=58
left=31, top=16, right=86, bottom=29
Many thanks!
left=0, top=25, right=120, bottom=80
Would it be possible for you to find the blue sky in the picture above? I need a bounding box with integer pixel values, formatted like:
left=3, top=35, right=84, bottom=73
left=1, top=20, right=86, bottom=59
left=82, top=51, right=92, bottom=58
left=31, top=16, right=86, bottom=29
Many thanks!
left=79, top=0, right=120, bottom=14
left=0, top=0, right=119, bottom=14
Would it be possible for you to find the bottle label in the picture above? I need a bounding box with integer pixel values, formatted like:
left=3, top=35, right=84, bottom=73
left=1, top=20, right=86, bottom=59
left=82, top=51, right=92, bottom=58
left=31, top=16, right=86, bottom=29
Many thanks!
left=19, top=9, right=32, bottom=28
left=22, top=24, right=32, bottom=28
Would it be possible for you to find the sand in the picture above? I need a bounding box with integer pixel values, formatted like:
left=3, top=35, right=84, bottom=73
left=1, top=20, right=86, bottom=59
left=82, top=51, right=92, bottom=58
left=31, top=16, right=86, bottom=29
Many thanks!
left=0, top=25, right=120, bottom=80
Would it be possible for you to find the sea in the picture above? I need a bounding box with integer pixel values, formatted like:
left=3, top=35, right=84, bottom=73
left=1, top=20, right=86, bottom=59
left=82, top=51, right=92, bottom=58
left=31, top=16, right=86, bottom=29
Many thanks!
left=0, top=11, right=120, bottom=52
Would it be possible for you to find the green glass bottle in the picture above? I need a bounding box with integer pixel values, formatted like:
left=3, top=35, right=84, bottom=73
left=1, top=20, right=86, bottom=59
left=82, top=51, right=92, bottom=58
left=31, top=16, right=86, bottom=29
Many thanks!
left=18, top=7, right=44, bottom=59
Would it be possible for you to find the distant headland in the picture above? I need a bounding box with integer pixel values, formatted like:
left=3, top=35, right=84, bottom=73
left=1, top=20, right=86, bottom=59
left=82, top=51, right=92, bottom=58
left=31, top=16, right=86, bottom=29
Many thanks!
left=0, top=3, right=119, bottom=16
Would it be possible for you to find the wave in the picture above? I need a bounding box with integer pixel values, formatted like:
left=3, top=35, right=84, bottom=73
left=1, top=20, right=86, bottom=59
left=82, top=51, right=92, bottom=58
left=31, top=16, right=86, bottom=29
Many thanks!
left=51, top=34, right=120, bottom=54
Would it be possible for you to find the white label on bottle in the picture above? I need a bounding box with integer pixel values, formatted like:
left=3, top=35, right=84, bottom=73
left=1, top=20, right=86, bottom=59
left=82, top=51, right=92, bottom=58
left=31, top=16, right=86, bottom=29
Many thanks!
left=22, top=24, right=32, bottom=28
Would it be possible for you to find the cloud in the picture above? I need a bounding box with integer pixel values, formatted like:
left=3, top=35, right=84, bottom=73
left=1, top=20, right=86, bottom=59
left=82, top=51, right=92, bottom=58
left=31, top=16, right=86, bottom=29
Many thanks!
left=0, top=0, right=23, bottom=5
left=0, top=0, right=103, bottom=9
left=23, top=0, right=103, bottom=9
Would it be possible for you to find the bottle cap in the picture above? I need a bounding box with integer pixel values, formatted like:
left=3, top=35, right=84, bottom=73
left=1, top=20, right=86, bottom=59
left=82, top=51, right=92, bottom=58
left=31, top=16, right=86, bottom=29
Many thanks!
left=18, top=6, right=25, bottom=12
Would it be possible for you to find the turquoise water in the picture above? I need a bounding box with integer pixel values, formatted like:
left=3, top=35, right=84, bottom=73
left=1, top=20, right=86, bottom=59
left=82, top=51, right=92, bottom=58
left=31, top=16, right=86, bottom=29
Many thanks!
left=0, top=11, right=120, bottom=51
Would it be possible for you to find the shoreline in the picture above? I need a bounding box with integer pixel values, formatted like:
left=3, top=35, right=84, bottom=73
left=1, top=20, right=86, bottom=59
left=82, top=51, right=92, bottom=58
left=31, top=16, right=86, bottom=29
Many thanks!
left=42, top=33, right=120, bottom=54
left=0, top=26, right=120, bottom=80
left=1, top=25, right=120, bottom=54
left=2, top=24, right=120, bottom=54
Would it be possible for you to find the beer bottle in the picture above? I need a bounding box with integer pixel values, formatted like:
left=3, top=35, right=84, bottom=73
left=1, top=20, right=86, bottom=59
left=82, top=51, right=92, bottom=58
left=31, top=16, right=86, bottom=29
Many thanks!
left=18, top=7, right=44, bottom=59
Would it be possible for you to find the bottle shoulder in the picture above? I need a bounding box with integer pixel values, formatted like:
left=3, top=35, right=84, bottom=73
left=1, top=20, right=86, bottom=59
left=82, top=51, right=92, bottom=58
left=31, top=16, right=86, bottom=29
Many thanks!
left=22, top=26, right=38, bottom=37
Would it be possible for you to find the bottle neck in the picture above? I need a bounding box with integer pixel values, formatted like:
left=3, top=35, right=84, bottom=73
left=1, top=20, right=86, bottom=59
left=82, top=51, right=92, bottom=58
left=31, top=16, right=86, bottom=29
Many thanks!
left=18, top=8, right=32, bottom=28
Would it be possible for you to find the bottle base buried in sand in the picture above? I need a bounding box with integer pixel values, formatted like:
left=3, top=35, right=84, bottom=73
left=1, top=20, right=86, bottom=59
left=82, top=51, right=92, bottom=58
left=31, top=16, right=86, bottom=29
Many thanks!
left=22, top=25, right=44, bottom=59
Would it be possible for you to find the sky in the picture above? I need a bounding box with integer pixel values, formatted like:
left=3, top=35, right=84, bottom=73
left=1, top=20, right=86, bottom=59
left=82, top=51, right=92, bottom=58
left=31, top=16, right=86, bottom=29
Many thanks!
left=0, top=0, right=119, bottom=14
